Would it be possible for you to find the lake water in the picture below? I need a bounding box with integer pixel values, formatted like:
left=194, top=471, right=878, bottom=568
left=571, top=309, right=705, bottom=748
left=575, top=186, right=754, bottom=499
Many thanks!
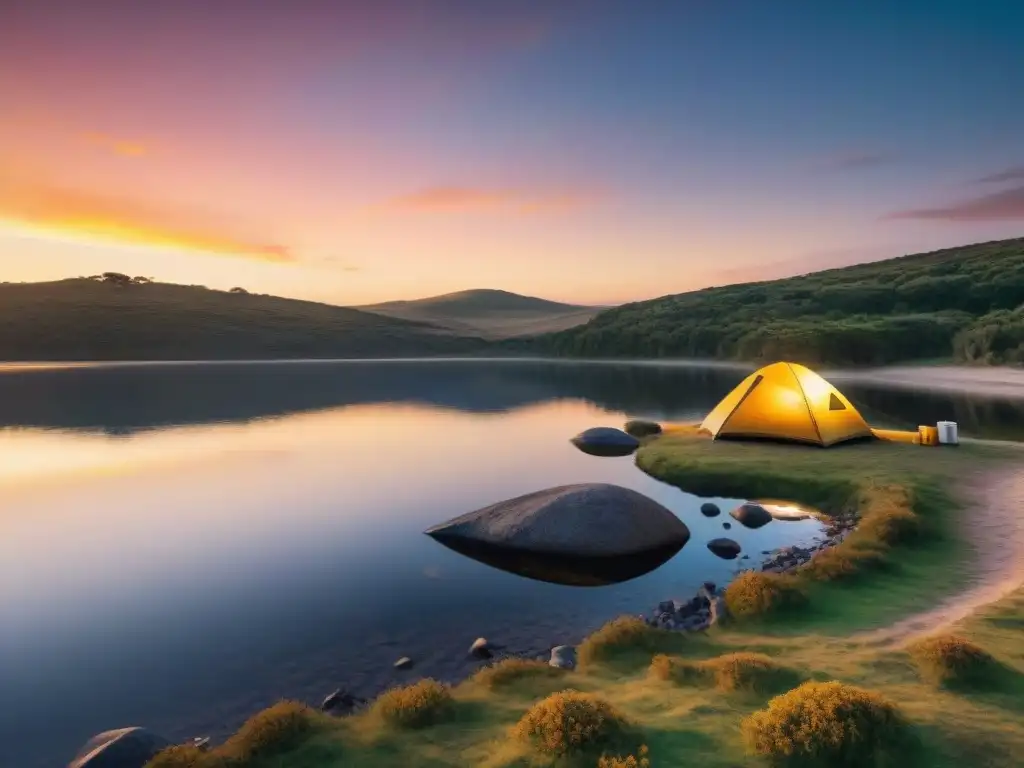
left=3, top=359, right=1024, bottom=768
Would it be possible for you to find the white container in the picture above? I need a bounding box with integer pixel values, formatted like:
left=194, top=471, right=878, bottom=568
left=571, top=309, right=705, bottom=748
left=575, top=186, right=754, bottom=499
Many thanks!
left=937, top=421, right=959, bottom=445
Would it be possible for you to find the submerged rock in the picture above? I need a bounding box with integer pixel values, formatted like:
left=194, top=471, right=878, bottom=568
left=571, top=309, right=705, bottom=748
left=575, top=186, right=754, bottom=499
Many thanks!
left=570, top=427, right=640, bottom=457
left=69, top=727, right=171, bottom=768
left=469, top=637, right=492, bottom=659
left=425, top=483, right=690, bottom=558
left=730, top=503, right=773, bottom=529
left=322, top=689, right=364, bottom=715
left=700, top=502, right=721, bottom=517
left=722, top=522, right=732, bottom=530
left=623, top=419, right=662, bottom=438
left=707, top=538, right=742, bottom=560
left=550, top=645, right=577, bottom=669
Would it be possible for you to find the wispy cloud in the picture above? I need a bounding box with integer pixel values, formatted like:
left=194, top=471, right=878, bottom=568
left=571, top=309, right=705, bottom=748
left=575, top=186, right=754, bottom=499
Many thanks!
left=0, top=179, right=294, bottom=260
left=974, top=166, right=1024, bottom=184
left=886, top=185, right=1024, bottom=222
left=385, top=185, right=595, bottom=214
left=812, top=151, right=897, bottom=172
left=82, top=132, right=149, bottom=157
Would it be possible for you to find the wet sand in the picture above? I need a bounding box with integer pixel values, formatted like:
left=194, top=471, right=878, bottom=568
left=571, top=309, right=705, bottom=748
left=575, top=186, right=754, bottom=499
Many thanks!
left=826, top=365, right=1024, bottom=400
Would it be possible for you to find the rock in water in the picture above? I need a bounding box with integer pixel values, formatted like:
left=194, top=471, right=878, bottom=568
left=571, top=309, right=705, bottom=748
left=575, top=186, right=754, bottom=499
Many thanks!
left=730, top=503, right=773, bottom=529
left=550, top=645, right=577, bottom=669
left=469, top=637, right=492, bottom=659
left=723, top=522, right=732, bottom=530
left=570, top=427, right=640, bottom=457
left=394, top=657, right=413, bottom=670
left=700, top=502, right=721, bottom=517
left=707, top=538, right=742, bottom=560
left=69, top=727, right=171, bottom=768
left=425, top=483, right=690, bottom=557
left=623, top=419, right=662, bottom=438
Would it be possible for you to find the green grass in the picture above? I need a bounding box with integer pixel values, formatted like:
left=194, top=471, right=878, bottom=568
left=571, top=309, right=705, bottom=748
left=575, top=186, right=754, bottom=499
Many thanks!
left=0, top=278, right=487, bottom=361
left=145, top=433, right=1024, bottom=768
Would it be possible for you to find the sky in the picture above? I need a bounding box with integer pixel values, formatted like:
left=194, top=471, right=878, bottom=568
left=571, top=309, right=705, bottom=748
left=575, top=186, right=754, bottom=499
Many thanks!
left=1, top=0, right=1023, bottom=306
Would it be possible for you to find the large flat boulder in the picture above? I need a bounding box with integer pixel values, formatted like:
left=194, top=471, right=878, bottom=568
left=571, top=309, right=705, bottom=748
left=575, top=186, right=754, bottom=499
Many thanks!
left=425, top=483, right=690, bottom=557
left=69, top=727, right=171, bottom=768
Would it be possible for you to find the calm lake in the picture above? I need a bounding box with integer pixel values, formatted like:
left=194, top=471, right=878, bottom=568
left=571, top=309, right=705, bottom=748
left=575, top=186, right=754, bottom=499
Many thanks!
left=3, top=359, right=1024, bottom=768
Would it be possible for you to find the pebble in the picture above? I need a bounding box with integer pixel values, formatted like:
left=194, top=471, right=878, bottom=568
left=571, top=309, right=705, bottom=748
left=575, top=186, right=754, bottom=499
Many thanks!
left=550, top=645, right=577, bottom=670
left=469, top=637, right=492, bottom=659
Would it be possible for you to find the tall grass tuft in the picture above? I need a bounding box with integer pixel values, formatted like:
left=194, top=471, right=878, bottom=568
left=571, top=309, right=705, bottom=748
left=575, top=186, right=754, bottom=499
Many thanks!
left=724, top=572, right=807, bottom=619
left=217, top=700, right=320, bottom=762
left=649, top=652, right=799, bottom=694
left=471, top=657, right=566, bottom=689
left=577, top=616, right=670, bottom=667
left=370, top=678, right=454, bottom=728
left=908, top=634, right=1001, bottom=688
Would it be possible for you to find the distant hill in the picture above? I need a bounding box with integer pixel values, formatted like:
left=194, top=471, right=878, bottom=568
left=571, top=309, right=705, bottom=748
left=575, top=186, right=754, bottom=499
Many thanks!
left=518, top=237, right=1024, bottom=367
left=356, top=289, right=604, bottom=339
left=0, top=277, right=486, bottom=362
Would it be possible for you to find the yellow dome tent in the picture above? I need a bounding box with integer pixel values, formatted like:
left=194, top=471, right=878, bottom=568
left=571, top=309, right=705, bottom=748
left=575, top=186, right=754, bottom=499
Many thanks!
left=700, top=362, right=873, bottom=447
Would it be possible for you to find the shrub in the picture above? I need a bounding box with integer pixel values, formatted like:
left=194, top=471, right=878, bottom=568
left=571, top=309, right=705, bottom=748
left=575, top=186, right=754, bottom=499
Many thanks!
left=472, top=657, right=566, bottom=689
left=802, top=545, right=888, bottom=581
left=219, top=700, right=319, bottom=761
left=370, top=678, right=453, bottom=728
left=724, top=572, right=807, bottom=619
left=908, top=634, right=999, bottom=687
left=598, top=744, right=651, bottom=768
left=853, top=485, right=919, bottom=547
left=578, top=616, right=668, bottom=667
left=513, top=689, right=630, bottom=756
left=649, top=652, right=798, bottom=694
left=741, top=680, right=910, bottom=767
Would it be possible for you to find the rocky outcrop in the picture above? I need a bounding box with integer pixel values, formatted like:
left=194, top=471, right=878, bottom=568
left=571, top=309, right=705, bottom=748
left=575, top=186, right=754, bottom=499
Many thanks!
left=69, top=727, right=171, bottom=768
left=570, top=427, right=640, bottom=457
left=425, top=483, right=690, bottom=558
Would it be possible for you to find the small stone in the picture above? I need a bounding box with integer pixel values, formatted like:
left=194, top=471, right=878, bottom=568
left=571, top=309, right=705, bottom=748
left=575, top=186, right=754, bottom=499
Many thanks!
left=707, top=537, right=742, bottom=560
left=730, top=503, right=773, bottom=529
left=469, top=637, right=492, bottom=659
left=394, top=657, right=413, bottom=670
left=723, top=522, right=732, bottom=530
left=700, top=502, right=721, bottom=517
left=550, top=645, right=577, bottom=670
left=192, top=737, right=210, bottom=752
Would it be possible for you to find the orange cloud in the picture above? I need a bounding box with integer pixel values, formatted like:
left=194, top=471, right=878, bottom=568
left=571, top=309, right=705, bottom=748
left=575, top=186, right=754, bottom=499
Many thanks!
left=386, top=185, right=594, bottom=214
left=0, top=179, right=293, bottom=261
left=82, top=132, right=149, bottom=157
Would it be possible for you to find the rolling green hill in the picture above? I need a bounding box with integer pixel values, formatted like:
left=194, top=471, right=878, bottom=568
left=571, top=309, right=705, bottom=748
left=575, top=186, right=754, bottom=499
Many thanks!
left=520, top=237, right=1024, bottom=367
left=356, top=288, right=603, bottom=339
left=0, top=277, right=486, bottom=362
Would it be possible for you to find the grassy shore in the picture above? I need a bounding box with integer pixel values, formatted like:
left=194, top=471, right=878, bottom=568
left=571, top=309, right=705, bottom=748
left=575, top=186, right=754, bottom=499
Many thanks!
left=147, top=432, right=1024, bottom=767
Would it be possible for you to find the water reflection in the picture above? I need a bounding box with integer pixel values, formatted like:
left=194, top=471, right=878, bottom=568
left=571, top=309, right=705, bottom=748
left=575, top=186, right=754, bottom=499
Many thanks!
left=0, top=359, right=1020, bottom=440
left=425, top=537, right=687, bottom=586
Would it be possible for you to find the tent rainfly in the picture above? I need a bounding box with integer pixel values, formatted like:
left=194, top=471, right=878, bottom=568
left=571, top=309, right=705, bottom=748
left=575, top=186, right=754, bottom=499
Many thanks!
left=700, top=362, right=873, bottom=447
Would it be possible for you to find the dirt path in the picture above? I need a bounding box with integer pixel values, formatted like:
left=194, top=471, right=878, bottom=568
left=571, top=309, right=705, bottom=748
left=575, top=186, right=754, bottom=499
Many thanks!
left=856, top=462, right=1024, bottom=646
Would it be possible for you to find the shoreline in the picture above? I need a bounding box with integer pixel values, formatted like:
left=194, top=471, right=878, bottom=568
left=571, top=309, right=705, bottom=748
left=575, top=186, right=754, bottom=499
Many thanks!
left=855, top=464, right=1024, bottom=645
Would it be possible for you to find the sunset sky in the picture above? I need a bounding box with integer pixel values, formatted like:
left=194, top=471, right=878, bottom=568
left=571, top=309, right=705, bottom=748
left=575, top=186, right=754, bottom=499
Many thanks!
left=1, top=1, right=1022, bottom=306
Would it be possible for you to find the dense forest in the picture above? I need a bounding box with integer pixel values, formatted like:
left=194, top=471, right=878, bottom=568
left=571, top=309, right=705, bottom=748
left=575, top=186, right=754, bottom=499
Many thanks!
left=523, top=238, right=1024, bottom=367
